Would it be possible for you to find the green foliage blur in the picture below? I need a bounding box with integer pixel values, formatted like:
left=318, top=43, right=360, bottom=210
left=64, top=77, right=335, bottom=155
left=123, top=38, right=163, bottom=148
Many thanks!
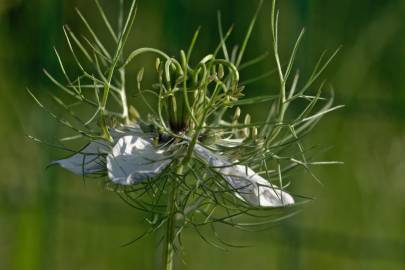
left=0, top=0, right=404, bottom=269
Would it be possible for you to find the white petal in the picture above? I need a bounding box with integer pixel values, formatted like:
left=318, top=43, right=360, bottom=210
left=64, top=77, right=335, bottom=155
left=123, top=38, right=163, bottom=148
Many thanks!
left=194, top=144, right=294, bottom=207
left=52, top=140, right=110, bottom=175
left=53, top=124, right=152, bottom=177
left=107, top=135, right=172, bottom=185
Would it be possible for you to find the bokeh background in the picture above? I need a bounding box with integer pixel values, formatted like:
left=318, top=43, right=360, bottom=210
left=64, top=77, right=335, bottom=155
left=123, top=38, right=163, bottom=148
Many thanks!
left=1, top=0, right=404, bottom=269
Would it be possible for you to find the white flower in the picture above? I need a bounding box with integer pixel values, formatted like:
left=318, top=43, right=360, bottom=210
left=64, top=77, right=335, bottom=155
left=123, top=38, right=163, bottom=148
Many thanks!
left=53, top=126, right=294, bottom=208
left=193, top=144, right=294, bottom=207
left=106, top=135, right=172, bottom=185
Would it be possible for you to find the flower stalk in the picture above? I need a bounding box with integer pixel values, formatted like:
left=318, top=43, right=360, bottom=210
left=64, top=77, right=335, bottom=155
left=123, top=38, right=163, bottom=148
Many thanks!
left=162, top=178, right=177, bottom=270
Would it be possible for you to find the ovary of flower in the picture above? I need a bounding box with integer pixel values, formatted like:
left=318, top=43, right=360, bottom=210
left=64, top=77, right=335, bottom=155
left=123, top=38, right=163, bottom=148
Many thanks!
left=106, top=135, right=172, bottom=185
left=193, top=144, right=294, bottom=207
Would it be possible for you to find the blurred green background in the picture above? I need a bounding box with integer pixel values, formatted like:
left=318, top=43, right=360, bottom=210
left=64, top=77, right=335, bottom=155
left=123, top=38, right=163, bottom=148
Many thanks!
left=1, top=0, right=404, bottom=269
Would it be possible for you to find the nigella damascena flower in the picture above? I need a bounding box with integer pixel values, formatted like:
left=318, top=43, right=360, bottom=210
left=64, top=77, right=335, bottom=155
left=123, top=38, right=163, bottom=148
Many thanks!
left=53, top=124, right=294, bottom=208
left=30, top=0, right=342, bottom=264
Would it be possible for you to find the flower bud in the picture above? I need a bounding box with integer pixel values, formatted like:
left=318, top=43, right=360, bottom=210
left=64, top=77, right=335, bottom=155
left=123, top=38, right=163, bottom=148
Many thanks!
left=233, top=107, right=241, bottom=121
left=190, top=121, right=195, bottom=130
left=244, top=114, right=251, bottom=125
left=225, top=96, right=231, bottom=105
left=171, top=62, right=177, bottom=71
left=242, top=127, right=250, bottom=138
left=137, top=68, right=144, bottom=83
left=218, top=64, right=224, bottom=79
left=129, top=105, right=140, bottom=122
left=252, top=126, right=258, bottom=141
left=155, top=57, right=161, bottom=71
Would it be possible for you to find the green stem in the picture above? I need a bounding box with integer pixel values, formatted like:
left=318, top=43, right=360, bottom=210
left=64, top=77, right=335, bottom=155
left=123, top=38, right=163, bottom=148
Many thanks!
left=162, top=167, right=182, bottom=270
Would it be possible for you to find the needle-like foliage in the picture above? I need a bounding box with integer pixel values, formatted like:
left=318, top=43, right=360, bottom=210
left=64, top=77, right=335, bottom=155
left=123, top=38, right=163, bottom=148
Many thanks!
left=29, top=0, right=342, bottom=268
